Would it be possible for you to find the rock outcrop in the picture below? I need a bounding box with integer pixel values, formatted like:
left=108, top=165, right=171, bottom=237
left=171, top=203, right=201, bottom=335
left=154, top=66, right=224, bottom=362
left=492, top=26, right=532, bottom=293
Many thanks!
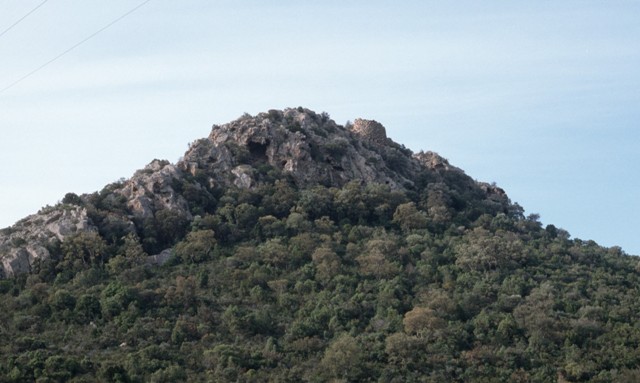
left=118, top=160, right=192, bottom=220
left=0, top=107, right=510, bottom=278
left=414, top=151, right=461, bottom=173
left=0, top=206, right=96, bottom=277
left=179, top=108, right=420, bottom=191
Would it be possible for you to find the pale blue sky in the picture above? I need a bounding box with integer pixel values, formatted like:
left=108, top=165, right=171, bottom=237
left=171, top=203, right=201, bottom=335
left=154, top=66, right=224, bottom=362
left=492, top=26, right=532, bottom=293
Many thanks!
left=1, top=1, right=639, bottom=254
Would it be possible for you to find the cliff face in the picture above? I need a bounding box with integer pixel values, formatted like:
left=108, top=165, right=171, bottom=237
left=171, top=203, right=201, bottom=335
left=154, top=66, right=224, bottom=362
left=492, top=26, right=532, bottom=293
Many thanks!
left=0, top=107, right=509, bottom=277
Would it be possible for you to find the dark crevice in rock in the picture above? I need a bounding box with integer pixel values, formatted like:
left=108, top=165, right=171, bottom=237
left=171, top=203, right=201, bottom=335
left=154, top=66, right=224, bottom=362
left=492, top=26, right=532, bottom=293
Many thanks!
left=247, top=140, right=269, bottom=163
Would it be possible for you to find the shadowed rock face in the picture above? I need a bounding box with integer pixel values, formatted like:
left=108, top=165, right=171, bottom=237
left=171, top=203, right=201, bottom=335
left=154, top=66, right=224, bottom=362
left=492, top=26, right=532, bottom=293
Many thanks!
left=0, top=107, right=507, bottom=278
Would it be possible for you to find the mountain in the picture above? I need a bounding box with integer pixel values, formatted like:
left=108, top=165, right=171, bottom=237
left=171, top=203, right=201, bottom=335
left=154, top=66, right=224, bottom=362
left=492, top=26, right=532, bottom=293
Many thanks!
left=1, top=107, right=639, bottom=382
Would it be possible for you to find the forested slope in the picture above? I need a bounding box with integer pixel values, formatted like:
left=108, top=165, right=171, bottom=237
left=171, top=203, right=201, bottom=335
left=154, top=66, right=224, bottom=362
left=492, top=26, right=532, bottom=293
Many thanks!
left=1, top=109, right=639, bottom=382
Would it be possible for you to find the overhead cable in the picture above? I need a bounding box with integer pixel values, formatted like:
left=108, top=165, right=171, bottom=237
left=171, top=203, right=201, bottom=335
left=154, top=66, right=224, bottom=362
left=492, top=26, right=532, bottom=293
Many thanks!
left=0, top=0, right=50, bottom=39
left=0, top=0, right=153, bottom=94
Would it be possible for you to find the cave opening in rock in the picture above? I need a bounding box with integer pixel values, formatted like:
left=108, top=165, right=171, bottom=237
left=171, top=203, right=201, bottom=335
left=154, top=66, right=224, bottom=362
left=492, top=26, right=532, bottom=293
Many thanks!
left=247, top=140, right=269, bottom=163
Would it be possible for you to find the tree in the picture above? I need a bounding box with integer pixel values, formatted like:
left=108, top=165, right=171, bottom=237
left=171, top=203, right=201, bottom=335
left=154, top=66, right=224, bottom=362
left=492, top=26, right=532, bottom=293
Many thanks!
left=258, top=238, right=289, bottom=267
left=101, top=281, right=137, bottom=319
left=62, top=192, right=83, bottom=206
left=312, top=247, right=340, bottom=283
left=174, top=229, right=216, bottom=263
left=393, top=202, right=428, bottom=231
left=155, top=209, right=190, bottom=246
left=257, top=215, right=285, bottom=238
left=43, top=355, right=81, bottom=381
left=320, top=333, right=363, bottom=381
left=234, top=203, right=259, bottom=229
left=49, top=289, right=76, bottom=312
left=454, top=227, right=527, bottom=272
left=423, top=183, right=453, bottom=227
left=60, top=231, right=108, bottom=269
left=402, top=307, right=445, bottom=338
left=107, top=233, right=148, bottom=275
left=296, top=186, right=334, bottom=219
left=513, top=282, right=564, bottom=350
left=75, top=294, right=102, bottom=323
left=356, top=236, right=401, bottom=278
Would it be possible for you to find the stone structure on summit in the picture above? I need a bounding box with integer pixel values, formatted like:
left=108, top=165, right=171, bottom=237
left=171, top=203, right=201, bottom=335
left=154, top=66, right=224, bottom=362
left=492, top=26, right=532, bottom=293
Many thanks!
left=350, top=118, right=388, bottom=145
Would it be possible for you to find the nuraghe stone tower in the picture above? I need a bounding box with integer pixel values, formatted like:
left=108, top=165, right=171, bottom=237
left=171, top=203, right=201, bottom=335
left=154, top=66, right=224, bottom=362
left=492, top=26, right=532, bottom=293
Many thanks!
left=350, top=118, right=388, bottom=145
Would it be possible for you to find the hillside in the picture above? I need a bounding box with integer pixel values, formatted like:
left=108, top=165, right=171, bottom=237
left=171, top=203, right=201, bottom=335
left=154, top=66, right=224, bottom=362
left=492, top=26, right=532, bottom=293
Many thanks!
left=1, top=108, right=639, bottom=382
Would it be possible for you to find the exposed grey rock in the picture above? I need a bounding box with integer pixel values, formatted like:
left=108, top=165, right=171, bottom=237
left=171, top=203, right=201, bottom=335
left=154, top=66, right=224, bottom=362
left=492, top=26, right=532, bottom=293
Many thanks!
left=231, top=165, right=255, bottom=189
left=179, top=107, right=422, bottom=191
left=0, top=206, right=96, bottom=277
left=414, top=151, right=458, bottom=172
left=118, top=160, right=192, bottom=220
left=2, top=248, right=32, bottom=275
left=146, top=249, right=173, bottom=266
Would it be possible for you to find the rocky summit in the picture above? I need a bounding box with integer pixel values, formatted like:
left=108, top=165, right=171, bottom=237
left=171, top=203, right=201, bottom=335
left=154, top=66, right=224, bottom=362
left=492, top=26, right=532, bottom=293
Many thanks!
left=0, top=107, right=507, bottom=278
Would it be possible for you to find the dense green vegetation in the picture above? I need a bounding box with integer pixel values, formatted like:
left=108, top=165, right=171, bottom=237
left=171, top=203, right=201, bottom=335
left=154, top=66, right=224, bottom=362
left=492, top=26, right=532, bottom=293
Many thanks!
left=2, top=152, right=640, bottom=382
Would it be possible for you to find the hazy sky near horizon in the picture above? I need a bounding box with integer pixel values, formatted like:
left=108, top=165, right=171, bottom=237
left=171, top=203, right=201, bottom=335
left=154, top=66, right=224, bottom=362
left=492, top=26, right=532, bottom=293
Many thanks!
left=1, top=1, right=639, bottom=254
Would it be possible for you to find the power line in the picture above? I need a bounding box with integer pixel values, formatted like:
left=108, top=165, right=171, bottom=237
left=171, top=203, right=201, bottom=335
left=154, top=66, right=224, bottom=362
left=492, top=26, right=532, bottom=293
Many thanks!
left=0, top=0, right=153, bottom=94
left=0, top=0, right=50, bottom=39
